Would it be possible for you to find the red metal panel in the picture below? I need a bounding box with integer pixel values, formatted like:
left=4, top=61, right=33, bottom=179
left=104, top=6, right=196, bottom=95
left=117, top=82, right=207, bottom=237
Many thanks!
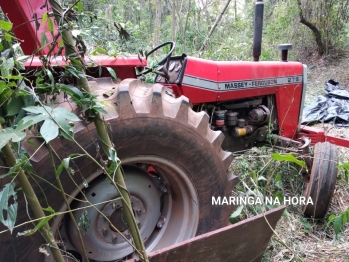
left=23, top=55, right=146, bottom=80
left=275, top=83, right=303, bottom=138
left=1, top=0, right=58, bottom=55
left=299, top=125, right=349, bottom=148
left=179, top=57, right=219, bottom=103
left=217, top=61, right=303, bottom=80
left=180, top=57, right=304, bottom=139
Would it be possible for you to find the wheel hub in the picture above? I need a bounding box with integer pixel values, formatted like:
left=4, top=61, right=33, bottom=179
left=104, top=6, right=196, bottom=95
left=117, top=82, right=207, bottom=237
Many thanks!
left=64, top=166, right=161, bottom=261
left=96, top=196, right=146, bottom=245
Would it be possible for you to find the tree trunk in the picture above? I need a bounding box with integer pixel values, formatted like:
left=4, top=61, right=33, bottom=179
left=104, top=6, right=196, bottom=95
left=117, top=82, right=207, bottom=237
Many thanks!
left=172, top=1, right=176, bottom=41
left=154, top=0, right=162, bottom=47
left=296, top=0, right=325, bottom=56
left=234, top=0, right=237, bottom=21
left=148, top=0, right=153, bottom=40
left=198, top=0, right=232, bottom=54
left=183, top=0, right=192, bottom=53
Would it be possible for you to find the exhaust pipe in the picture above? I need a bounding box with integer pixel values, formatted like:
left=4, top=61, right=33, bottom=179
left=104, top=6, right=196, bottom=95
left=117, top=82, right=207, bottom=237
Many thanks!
left=253, top=0, right=264, bottom=62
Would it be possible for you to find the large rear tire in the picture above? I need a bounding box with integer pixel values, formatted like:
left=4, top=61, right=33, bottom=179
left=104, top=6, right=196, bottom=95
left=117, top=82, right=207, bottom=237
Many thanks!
left=0, top=78, right=236, bottom=261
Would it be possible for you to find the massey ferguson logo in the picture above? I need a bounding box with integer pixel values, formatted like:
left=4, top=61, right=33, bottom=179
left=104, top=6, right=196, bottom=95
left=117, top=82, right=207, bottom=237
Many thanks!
left=223, top=76, right=302, bottom=90
left=224, top=79, right=278, bottom=89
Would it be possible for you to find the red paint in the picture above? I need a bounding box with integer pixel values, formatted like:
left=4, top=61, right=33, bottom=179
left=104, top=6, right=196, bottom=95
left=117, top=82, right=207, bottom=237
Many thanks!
left=298, top=126, right=349, bottom=147
left=1, top=0, right=59, bottom=55
left=23, top=55, right=146, bottom=80
left=170, top=57, right=304, bottom=139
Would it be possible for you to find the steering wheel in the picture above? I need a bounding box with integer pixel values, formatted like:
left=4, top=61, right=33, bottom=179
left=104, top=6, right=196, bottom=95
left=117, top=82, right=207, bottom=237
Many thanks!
left=136, top=41, right=175, bottom=77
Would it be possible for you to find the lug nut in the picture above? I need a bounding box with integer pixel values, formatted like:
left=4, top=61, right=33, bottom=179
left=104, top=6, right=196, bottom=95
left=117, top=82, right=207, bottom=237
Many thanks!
left=124, top=231, right=130, bottom=238
left=136, top=209, right=142, bottom=215
left=102, top=227, right=108, bottom=235
left=156, top=216, right=166, bottom=229
left=112, top=234, right=118, bottom=243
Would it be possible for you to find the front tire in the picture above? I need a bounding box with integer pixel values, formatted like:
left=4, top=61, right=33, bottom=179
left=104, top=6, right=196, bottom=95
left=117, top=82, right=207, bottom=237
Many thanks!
left=302, top=142, right=338, bottom=218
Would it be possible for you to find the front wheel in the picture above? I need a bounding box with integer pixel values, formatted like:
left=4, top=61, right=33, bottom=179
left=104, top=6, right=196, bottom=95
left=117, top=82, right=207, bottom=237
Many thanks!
left=302, top=142, right=338, bottom=218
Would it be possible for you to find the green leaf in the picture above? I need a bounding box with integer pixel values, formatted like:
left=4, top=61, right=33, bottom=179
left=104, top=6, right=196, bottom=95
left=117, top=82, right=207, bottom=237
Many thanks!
left=334, top=215, right=343, bottom=235
left=17, top=116, right=45, bottom=131
left=0, top=20, right=12, bottom=31
left=22, top=106, right=80, bottom=143
left=52, top=107, right=80, bottom=122
left=46, top=69, right=54, bottom=86
left=0, top=128, right=26, bottom=149
left=6, top=96, right=24, bottom=116
left=106, top=67, right=117, bottom=79
left=275, top=180, right=283, bottom=190
left=56, top=162, right=64, bottom=178
left=77, top=1, right=83, bottom=13
left=337, top=163, right=349, bottom=184
left=31, top=215, right=54, bottom=235
left=23, top=214, right=54, bottom=236
left=4, top=75, right=23, bottom=80
left=92, top=47, right=108, bottom=55
left=0, top=182, right=17, bottom=233
left=327, top=214, right=337, bottom=227
left=66, top=67, right=80, bottom=78
left=1, top=57, right=14, bottom=77
left=57, top=157, right=74, bottom=177
left=4, top=33, right=13, bottom=42
left=56, top=84, right=83, bottom=99
left=23, top=105, right=48, bottom=114
left=93, top=105, right=108, bottom=115
left=271, top=153, right=307, bottom=170
left=40, top=32, right=48, bottom=47
left=40, top=119, right=59, bottom=143
left=275, top=174, right=282, bottom=182
left=42, top=12, right=48, bottom=26
left=229, top=205, right=244, bottom=223
left=108, top=148, right=118, bottom=163
left=47, top=18, right=54, bottom=34
left=43, top=206, right=55, bottom=214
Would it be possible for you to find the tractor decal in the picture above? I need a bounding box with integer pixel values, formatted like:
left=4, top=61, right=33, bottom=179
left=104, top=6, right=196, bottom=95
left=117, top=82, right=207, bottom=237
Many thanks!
left=182, top=74, right=303, bottom=91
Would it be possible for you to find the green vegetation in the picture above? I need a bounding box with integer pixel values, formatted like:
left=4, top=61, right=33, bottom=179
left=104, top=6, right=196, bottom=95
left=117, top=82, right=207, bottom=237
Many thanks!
left=1, top=0, right=349, bottom=261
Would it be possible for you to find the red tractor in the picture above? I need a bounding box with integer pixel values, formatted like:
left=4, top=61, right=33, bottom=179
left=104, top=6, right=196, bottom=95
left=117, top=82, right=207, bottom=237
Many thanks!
left=0, top=0, right=347, bottom=261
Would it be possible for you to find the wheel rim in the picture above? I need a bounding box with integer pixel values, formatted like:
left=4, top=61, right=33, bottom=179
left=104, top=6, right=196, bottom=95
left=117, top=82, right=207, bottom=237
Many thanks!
left=51, top=155, right=199, bottom=261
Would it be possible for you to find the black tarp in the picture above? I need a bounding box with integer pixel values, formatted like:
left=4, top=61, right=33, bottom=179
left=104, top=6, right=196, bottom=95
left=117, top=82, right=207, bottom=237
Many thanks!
left=302, top=80, right=349, bottom=126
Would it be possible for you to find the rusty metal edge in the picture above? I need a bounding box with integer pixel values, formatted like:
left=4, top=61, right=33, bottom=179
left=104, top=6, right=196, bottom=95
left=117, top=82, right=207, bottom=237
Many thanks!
left=127, top=205, right=286, bottom=262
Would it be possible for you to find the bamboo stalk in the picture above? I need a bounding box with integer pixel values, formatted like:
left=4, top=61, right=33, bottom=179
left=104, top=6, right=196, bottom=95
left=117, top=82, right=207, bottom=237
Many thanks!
left=0, top=128, right=65, bottom=262
left=47, top=0, right=148, bottom=260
